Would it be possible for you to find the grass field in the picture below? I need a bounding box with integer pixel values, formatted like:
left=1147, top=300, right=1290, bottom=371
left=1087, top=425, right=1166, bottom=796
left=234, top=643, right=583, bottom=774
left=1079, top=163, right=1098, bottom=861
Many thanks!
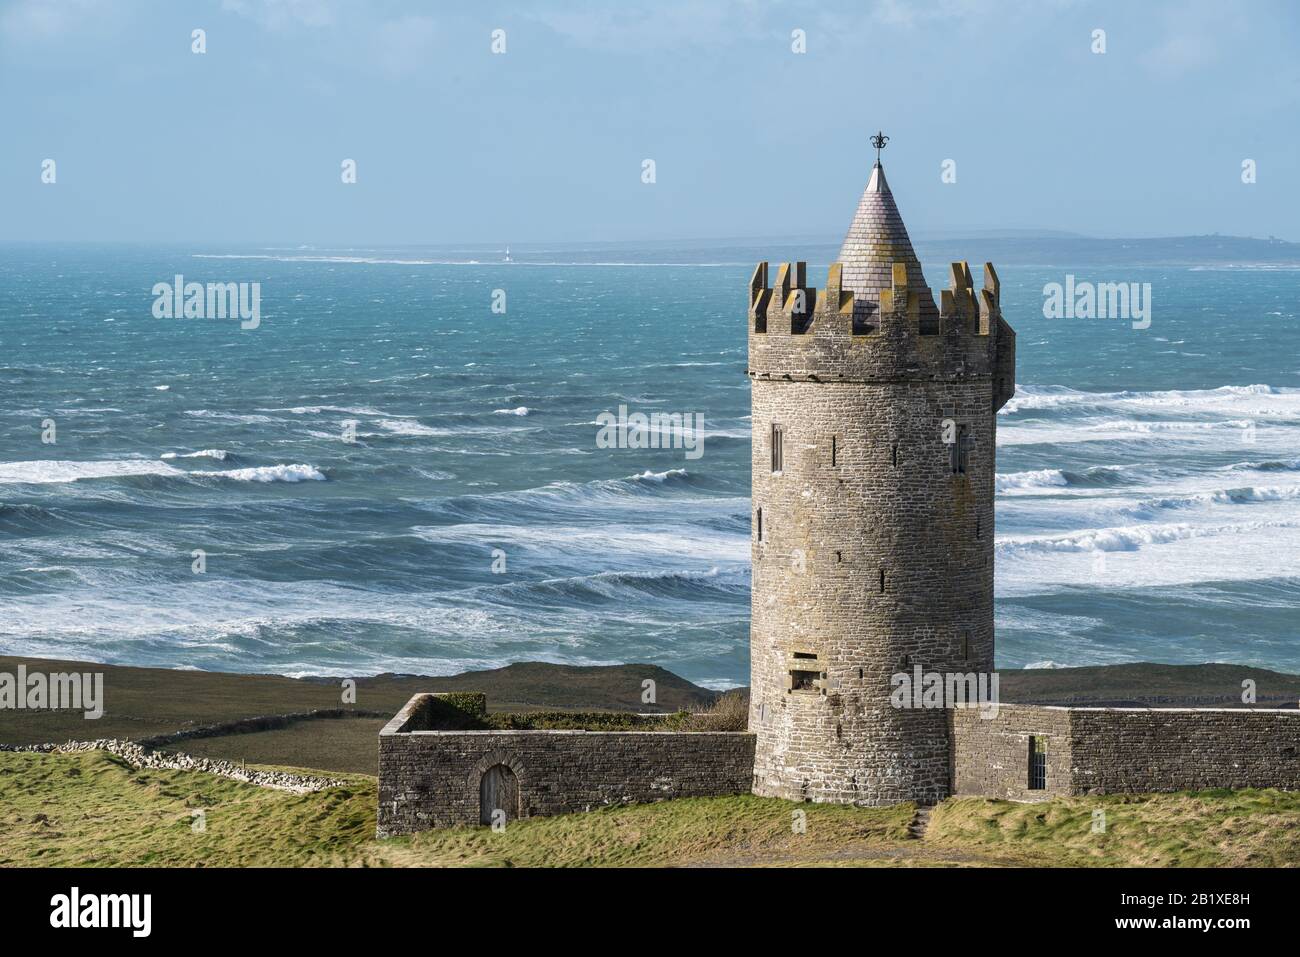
left=4, top=750, right=1299, bottom=868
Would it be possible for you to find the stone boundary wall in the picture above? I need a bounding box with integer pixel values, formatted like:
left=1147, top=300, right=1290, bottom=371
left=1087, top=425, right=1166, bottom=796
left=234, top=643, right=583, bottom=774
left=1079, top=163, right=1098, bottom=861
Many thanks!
left=378, top=694, right=755, bottom=836
left=950, top=705, right=1072, bottom=801
left=951, top=705, right=1300, bottom=800
left=137, top=708, right=388, bottom=749
left=0, top=739, right=349, bottom=793
left=1068, top=708, right=1300, bottom=794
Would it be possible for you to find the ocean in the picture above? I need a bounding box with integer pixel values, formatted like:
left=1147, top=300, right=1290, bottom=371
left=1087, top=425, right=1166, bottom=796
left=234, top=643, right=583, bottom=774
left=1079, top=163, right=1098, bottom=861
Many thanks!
left=1, top=241, right=1297, bottom=688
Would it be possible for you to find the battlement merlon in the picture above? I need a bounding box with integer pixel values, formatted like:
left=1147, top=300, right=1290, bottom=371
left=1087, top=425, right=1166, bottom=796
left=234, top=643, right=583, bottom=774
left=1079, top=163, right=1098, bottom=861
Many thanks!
left=748, top=258, right=1016, bottom=407
left=747, top=261, right=853, bottom=335
left=748, top=259, right=1005, bottom=339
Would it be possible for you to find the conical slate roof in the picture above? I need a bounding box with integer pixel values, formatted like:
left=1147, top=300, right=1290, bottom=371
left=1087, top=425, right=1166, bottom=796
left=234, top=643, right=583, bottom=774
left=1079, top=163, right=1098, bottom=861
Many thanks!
left=837, top=161, right=937, bottom=316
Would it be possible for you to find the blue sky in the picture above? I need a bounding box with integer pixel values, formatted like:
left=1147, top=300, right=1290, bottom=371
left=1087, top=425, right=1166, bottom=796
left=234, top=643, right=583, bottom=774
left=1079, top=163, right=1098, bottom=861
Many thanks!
left=1, top=0, right=1297, bottom=243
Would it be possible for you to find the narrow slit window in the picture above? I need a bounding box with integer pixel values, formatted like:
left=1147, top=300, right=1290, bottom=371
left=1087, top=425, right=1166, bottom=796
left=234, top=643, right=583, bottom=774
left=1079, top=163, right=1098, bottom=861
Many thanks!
left=961, top=629, right=971, bottom=661
left=756, top=507, right=763, bottom=542
left=771, top=423, right=784, bottom=473
left=1028, top=736, right=1047, bottom=790
left=976, top=515, right=981, bottom=540
left=950, top=424, right=971, bottom=475
left=891, top=444, right=898, bottom=467
left=831, top=436, right=838, bottom=467
left=879, top=568, right=886, bottom=593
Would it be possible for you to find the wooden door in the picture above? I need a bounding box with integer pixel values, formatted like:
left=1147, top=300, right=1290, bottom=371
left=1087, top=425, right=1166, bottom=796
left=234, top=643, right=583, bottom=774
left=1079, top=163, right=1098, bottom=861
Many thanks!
left=479, top=764, right=519, bottom=825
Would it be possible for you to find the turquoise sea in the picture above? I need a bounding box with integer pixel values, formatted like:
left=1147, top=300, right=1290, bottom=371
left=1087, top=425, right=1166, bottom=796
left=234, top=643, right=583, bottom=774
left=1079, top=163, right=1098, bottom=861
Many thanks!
left=1, top=240, right=1298, bottom=687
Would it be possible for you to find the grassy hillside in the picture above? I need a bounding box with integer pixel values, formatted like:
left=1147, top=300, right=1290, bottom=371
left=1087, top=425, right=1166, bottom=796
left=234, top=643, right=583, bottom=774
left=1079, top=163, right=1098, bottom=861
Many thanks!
left=4, top=751, right=1299, bottom=868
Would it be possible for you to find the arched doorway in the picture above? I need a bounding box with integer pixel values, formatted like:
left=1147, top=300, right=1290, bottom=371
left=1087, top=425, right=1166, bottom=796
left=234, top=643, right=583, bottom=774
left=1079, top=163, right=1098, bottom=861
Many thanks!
left=479, top=763, right=520, bottom=826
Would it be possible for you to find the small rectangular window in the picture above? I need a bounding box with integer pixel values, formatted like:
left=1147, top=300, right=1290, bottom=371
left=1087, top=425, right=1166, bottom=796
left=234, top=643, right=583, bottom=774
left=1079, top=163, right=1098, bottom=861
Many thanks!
left=789, top=670, right=819, bottom=693
left=891, top=444, right=898, bottom=467
left=789, top=652, right=819, bottom=694
left=1028, top=736, right=1047, bottom=790
left=771, top=423, right=784, bottom=473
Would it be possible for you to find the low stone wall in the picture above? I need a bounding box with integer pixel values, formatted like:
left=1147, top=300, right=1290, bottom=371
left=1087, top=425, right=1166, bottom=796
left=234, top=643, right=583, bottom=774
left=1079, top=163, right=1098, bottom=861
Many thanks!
left=377, top=694, right=756, bottom=836
left=1069, top=708, right=1300, bottom=794
left=0, top=739, right=349, bottom=793
left=950, top=705, right=1072, bottom=801
left=951, top=705, right=1300, bottom=800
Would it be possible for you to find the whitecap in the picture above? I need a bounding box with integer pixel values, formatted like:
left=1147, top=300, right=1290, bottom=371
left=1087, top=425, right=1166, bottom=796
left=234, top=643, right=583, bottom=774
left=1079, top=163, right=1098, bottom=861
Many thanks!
left=198, top=464, right=326, bottom=483
left=161, top=449, right=229, bottom=461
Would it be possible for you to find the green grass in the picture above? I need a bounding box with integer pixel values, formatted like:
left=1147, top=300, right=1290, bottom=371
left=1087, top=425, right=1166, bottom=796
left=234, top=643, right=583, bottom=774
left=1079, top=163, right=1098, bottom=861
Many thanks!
left=5, top=751, right=1300, bottom=867
left=0, top=751, right=375, bottom=867
left=926, top=790, right=1300, bottom=867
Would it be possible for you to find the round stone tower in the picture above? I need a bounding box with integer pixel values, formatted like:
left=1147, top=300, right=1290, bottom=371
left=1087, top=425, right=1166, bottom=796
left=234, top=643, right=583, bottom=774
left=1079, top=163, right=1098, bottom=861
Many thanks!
left=747, top=142, right=1015, bottom=805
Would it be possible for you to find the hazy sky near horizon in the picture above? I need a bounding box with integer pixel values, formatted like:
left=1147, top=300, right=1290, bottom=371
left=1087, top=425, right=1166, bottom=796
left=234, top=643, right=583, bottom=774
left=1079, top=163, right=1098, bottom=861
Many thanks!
left=2, top=0, right=1297, bottom=244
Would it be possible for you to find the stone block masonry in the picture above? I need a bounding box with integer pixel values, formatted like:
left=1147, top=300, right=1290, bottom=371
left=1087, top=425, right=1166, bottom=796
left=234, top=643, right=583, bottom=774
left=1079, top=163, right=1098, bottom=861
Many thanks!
left=377, top=694, right=755, bottom=836
left=952, top=704, right=1300, bottom=800
left=746, top=153, right=1014, bottom=807
left=1069, top=708, right=1300, bottom=794
left=951, top=705, right=1073, bottom=801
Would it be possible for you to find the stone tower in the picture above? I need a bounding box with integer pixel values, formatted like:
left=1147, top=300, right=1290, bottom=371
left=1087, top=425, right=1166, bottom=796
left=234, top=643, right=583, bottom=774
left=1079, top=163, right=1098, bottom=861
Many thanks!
left=747, top=141, right=1015, bottom=805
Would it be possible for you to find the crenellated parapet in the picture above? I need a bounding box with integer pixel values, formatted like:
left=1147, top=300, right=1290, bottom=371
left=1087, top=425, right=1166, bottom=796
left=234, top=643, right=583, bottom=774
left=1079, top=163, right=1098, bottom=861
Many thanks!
left=748, top=257, right=1015, bottom=409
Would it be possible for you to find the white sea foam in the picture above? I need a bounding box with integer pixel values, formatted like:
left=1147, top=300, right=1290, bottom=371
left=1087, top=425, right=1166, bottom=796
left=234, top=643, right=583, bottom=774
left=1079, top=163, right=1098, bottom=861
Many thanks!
left=995, top=469, right=1069, bottom=492
left=183, top=410, right=278, bottom=424
left=376, top=418, right=533, bottom=438
left=201, top=464, right=326, bottom=483
left=493, top=406, right=531, bottom=416
left=1137, top=485, right=1300, bottom=510
left=998, top=519, right=1294, bottom=555
left=1002, top=383, right=1300, bottom=419
left=0, top=459, right=180, bottom=484
left=410, top=521, right=747, bottom=562
left=161, top=449, right=229, bottom=461
left=269, top=405, right=392, bottom=416
left=377, top=418, right=450, bottom=437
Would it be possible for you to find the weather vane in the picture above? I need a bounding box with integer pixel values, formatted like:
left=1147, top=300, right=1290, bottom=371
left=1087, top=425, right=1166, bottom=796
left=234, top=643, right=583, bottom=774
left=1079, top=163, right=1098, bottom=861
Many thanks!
left=870, top=130, right=889, bottom=163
